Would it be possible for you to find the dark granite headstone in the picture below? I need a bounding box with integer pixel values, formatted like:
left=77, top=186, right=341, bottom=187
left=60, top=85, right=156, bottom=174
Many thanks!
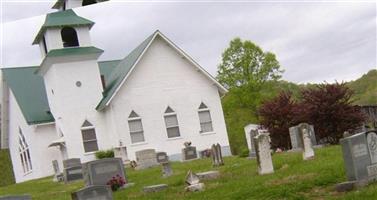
left=156, top=152, right=169, bottom=164
left=82, top=158, right=125, bottom=186
left=340, top=132, right=371, bottom=181
left=64, top=165, right=83, bottom=183
left=182, top=146, right=197, bottom=161
left=71, top=185, right=112, bottom=200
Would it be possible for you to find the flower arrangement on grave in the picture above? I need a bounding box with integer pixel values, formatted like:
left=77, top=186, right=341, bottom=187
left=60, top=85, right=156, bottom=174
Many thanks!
left=106, top=174, right=126, bottom=191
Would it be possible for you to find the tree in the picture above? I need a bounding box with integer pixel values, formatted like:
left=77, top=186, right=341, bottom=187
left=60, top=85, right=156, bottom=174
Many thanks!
left=301, top=82, right=365, bottom=144
left=217, top=38, right=283, bottom=110
left=258, top=91, right=301, bottom=149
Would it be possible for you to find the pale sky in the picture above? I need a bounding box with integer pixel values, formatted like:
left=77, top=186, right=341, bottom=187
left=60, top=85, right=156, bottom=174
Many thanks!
left=1, top=0, right=376, bottom=84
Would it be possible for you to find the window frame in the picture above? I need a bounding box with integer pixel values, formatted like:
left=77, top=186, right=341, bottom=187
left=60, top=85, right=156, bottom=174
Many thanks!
left=18, top=128, right=32, bottom=175
left=128, top=114, right=145, bottom=144
left=164, top=109, right=181, bottom=139
left=81, top=123, right=99, bottom=153
left=198, top=103, right=214, bottom=134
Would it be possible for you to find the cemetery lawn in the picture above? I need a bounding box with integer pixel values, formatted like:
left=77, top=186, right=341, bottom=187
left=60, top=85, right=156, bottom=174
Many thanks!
left=3, top=146, right=377, bottom=199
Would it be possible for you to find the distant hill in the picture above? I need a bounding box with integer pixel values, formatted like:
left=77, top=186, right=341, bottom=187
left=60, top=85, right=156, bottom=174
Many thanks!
left=347, top=69, right=377, bottom=106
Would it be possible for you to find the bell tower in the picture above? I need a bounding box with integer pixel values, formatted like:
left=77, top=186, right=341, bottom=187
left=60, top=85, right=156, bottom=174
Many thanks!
left=32, top=9, right=105, bottom=158
left=52, top=0, right=109, bottom=11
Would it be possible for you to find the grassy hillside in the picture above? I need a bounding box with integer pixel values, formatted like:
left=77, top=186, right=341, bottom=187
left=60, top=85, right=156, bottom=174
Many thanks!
left=0, top=149, right=15, bottom=186
left=347, top=69, right=377, bottom=105
left=2, top=146, right=377, bottom=199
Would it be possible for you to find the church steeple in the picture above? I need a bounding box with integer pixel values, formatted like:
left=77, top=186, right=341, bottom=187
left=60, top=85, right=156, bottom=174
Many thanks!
left=52, top=0, right=108, bottom=11
left=32, top=9, right=95, bottom=58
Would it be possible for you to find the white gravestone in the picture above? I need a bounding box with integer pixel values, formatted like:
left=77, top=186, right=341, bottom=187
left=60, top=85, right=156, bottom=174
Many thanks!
left=254, top=132, right=274, bottom=175
left=244, top=124, right=260, bottom=158
left=302, top=128, right=315, bottom=160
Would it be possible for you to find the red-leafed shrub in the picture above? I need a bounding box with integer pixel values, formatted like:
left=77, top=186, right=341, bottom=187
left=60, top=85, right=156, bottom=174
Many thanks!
left=259, top=91, right=301, bottom=149
left=106, top=174, right=126, bottom=191
left=300, top=83, right=365, bottom=144
left=259, top=83, right=365, bottom=149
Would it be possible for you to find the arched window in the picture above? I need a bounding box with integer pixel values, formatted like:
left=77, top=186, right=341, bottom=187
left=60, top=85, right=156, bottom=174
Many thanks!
left=128, top=111, right=145, bottom=143
left=164, top=106, right=180, bottom=138
left=81, top=120, right=99, bottom=153
left=198, top=102, right=213, bottom=133
left=61, top=27, right=79, bottom=48
left=18, top=128, right=32, bottom=174
left=82, top=0, right=97, bottom=6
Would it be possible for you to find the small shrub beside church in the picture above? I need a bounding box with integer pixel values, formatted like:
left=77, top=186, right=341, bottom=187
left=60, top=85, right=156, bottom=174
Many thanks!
left=95, top=149, right=114, bottom=159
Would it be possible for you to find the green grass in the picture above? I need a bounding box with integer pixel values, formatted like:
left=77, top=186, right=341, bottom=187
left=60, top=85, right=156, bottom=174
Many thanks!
left=1, top=146, right=377, bottom=199
left=0, top=149, right=15, bottom=186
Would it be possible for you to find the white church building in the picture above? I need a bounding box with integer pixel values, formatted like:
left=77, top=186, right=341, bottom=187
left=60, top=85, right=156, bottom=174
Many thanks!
left=0, top=0, right=231, bottom=183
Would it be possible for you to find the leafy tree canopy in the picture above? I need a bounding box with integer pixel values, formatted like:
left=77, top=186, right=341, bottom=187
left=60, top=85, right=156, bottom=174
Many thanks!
left=217, top=38, right=283, bottom=90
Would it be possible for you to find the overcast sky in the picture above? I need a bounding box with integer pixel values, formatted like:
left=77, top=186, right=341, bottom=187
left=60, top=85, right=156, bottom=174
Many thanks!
left=1, top=0, right=376, bottom=84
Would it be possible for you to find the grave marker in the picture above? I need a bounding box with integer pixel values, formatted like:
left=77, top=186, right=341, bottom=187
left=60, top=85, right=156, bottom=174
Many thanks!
left=135, top=149, right=158, bottom=170
left=71, top=185, right=112, bottom=200
left=156, top=152, right=169, bottom=164
left=254, top=131, right=274, bottom=175
left=182, top=146, right=198, bottom=161
left=301, top=127, right=315, bottom=160
left=82, top=158, right=126, bottom=186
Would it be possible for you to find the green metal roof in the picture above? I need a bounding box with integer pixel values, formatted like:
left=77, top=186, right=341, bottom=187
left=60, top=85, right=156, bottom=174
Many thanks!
left=33, top=9, right=94, bottom=44
left=2, top=60, right=120, bottom=125
left=96, top=31, right=156, bottom=110
left=2, top=67, right=54, bottom=125
left=46, top=46, right=103, bottom=57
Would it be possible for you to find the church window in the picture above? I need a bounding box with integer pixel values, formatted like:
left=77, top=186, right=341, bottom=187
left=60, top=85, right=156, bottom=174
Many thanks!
left=164, top=107, right=180, bottom=138
left=18, top=128, right=32, bottom=174
left=128, top=111, right=145, bottom=143
left=198, top=102, right=213, bottom=133
left=81, top=120, right=99, bottom=153
left=82, top=0, right=97, bottom=6
left=61, top=27, right=79, bottom=48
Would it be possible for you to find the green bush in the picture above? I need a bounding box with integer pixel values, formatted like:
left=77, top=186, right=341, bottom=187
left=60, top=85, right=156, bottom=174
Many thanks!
left=238, top=147, right=249, bottom=158
left=95, top=149, right=114, bottom=159
left=0, top=149, right=15, bottom=186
